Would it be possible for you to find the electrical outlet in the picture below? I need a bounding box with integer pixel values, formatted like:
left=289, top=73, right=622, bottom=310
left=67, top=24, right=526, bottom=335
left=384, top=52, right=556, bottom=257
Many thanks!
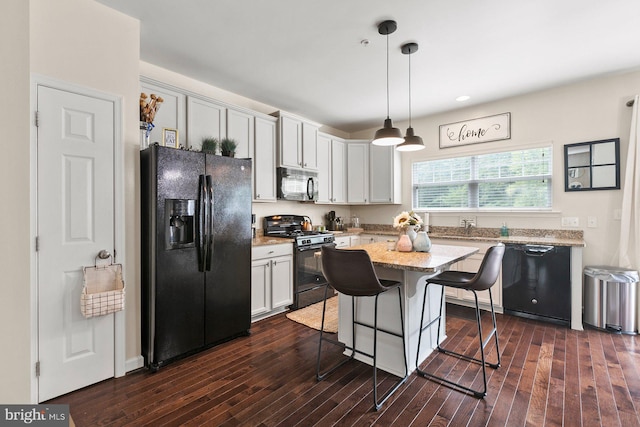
left=561, top=217, right=579, bottom=227
left=587, top=216, right=597, bottom=228
left=460, top=216, right=477, bottom=227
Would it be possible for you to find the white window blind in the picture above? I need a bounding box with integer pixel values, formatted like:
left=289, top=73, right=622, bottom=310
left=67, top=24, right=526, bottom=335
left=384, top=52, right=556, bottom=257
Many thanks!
left=412, top=147, right=552, bottom=210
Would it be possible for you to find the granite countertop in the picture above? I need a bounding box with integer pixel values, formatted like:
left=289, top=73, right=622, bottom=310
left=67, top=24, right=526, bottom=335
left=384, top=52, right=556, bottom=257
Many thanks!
left=350, top=241, right=479, bottom=273
left=251, top=236, right=293, bottom=247
left=356, top=225, right=586, bottom=247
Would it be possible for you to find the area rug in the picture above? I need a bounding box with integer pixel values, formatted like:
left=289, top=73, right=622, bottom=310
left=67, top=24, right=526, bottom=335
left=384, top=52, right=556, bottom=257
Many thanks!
left=286, top=296, right=338, bottom=333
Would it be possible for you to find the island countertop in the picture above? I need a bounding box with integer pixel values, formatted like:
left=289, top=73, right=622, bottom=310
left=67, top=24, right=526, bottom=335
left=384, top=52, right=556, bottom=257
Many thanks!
left=349, top=241, right=479, bottom=273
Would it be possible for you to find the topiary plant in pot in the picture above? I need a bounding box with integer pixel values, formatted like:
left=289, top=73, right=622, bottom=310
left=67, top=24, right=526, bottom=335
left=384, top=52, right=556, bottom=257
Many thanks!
left=220, top=138, right=237, bottom=157
left=201, top=137, right=218, bottom=154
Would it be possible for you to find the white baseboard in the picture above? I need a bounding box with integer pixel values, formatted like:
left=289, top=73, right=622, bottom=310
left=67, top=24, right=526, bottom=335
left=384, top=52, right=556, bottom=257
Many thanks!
left=125, top=355, right=144, bottom=373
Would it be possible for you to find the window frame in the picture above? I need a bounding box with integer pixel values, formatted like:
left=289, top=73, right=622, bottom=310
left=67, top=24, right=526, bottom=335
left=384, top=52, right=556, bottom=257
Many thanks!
left=411, top=145, right=553, bottom=212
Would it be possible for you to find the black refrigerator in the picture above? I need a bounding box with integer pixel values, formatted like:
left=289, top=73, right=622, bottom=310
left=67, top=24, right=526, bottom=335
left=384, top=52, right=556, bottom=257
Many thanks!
left=141, top=145, right=252, bottom=370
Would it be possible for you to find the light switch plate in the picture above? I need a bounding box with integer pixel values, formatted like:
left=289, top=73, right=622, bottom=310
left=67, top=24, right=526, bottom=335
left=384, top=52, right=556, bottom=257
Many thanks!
left=561, top=216, right=579, bottom=227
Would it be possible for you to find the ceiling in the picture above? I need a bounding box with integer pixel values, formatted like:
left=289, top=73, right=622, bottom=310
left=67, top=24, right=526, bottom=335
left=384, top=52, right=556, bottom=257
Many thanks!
left=97, top=0, right=640, bottom=133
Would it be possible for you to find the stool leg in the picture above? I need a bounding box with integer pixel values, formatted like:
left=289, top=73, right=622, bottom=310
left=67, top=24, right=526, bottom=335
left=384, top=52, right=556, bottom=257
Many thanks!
left=316, top=286, right=354, bottom=381
left=372, top=287, right=408, bottom=411
left=416, top=282, right=445, bottom=371
left=416, top=287, right=500, bottom=398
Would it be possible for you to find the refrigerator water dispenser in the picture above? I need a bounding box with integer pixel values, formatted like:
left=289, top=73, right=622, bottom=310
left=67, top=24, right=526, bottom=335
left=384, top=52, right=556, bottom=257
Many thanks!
left=165, top=199, right=195, bottom=249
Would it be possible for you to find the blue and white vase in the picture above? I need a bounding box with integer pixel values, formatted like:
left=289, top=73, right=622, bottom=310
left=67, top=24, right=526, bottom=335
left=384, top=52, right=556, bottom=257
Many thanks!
left=412, top=231, right=432, bottom=252
left=406, top=227, right=418, bottom=242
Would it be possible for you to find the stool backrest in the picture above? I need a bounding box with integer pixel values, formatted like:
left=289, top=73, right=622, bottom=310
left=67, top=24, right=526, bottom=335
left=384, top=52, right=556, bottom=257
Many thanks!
left=468, top=243, right=505, bottom=291
left=321, top=246, right=387, bottom=296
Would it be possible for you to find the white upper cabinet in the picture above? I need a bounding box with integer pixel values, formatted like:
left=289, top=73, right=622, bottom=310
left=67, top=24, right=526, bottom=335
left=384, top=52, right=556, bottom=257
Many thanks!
left=279, top=115, right=301, bottom=168
left=347, top=141, right=369, bottom=204
left=186, top=96, right=226, bottom=151
left=301, top=122, right=319, bottom=169
left=276, top=112, right=319, bottom=171
left=227, top=108, right=254, bottom=159
left=316, top=133, right=332, bottom=204
left=140, top=80, right=186, bottom=146
left=254, top=116, right=277, bottom=202
left=331, top=138, right=347, bottom=203
left=370, top=144, right=402, bottom=204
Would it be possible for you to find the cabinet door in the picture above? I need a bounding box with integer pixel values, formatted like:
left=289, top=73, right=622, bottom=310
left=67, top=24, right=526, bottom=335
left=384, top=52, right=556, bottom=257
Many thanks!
left=254, top=116, right=277, bottom=202
left=334, top=236, right=350, bottom=248
left=187, top=96, right=226, bottom=151
left=316, top=134, right=332, bottom=203
left=227, top=108, right=254, bottom=159
left=251, top=260, right=270, bottom=316
left=279, top=115, right=301, bottom=168
left=347, top=142, right=369, bottom=203
left=331, top=139, right=347, bottom=203
left=140, top=81, right=186, bottom=146
left=370, top=144, right=400, bottom=203
left=349, top=236, right=361, bottom=247
left=301, top=122, right=318, bottom=170
left=271, top=256, right=293, bottom=309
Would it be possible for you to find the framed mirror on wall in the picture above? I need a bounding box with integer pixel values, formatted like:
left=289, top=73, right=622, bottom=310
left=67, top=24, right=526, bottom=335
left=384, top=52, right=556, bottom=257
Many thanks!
left=564, top=138, right=620, bottom=191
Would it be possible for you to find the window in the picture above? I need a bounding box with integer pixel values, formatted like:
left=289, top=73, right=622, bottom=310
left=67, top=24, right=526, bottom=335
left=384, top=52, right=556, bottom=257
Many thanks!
left=412, top=147, right=552, bottom=210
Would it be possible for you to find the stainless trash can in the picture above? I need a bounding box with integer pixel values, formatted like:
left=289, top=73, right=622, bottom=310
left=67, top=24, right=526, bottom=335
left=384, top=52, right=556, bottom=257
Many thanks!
left=583, top=266, right=639, bottom=334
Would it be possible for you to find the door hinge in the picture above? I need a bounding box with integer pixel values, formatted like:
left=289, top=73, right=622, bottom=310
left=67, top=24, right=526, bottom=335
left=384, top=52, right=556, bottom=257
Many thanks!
left=35, top=236, right=39, bottom=252
left=35, top=361, right=40, bottom=377
left=35, top=111, right=39, bottom=127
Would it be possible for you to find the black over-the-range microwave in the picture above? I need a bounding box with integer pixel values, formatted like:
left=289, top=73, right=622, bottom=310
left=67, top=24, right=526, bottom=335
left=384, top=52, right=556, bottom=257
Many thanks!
left=276, top=167, right=319, bottom=202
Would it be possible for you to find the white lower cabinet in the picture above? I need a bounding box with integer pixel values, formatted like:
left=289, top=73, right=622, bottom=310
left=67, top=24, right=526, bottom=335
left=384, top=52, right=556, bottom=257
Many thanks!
left=431, top=239, right=503, bottom=312
left=359, top=234, right=389, bottom=244
left=251, top=244, right=293, bottom=321
left=334, top=236, right=351, bottom=248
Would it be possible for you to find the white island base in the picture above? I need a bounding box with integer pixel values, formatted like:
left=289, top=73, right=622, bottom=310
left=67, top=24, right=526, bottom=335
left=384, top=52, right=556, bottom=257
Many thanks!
left=337, top=267, right=448, bottom=377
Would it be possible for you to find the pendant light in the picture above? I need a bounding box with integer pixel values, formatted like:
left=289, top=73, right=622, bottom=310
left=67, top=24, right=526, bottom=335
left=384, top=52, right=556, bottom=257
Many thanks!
left=397, top=42, right=425, bottom=151
left=372, top=20, right=404, bottom=146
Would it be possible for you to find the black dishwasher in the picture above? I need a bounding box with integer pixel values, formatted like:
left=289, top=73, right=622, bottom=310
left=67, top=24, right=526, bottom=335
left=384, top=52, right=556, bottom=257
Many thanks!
left=502, top=244, right=571, bottom=325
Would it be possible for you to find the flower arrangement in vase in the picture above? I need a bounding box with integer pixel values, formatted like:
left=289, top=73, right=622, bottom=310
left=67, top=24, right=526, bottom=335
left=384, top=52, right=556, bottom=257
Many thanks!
left=393, top=211, right=423, bottom=252
left=139, top=93, right=164, bottom=149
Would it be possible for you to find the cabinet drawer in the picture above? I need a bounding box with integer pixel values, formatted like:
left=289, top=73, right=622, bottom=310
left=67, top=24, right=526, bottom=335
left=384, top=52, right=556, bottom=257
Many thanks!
left=252, top=243, right=293, bottom=260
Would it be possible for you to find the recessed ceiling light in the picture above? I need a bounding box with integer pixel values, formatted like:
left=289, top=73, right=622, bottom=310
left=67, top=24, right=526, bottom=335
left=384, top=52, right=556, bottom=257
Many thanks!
left=456, top=95, right=471, bottom=102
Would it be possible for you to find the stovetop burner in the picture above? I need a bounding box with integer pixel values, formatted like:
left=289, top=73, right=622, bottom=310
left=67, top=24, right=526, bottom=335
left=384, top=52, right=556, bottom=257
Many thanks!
left=263, top=215, right=334, bottom=246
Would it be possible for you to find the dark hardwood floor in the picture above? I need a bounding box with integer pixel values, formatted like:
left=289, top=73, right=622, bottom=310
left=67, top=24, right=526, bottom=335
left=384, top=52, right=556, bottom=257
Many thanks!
left=49, top=305, right=640, bottom=426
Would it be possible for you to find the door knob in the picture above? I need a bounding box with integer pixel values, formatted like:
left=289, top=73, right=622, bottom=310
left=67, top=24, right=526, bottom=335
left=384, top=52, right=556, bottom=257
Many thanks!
left=97, top=250, right=111, bottom=259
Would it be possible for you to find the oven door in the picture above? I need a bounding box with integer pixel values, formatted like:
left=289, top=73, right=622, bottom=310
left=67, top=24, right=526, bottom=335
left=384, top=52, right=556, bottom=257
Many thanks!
left=294, top=242, right=336, bottom=309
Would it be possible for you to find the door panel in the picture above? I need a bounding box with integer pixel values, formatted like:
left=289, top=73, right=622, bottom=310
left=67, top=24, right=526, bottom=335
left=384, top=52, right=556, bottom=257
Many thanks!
left=37, top=86, right=115, bottom=401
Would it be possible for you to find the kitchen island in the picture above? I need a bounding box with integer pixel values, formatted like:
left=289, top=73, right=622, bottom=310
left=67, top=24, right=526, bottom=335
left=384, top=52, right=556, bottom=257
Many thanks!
left=337, top=242, right=479, bottom=377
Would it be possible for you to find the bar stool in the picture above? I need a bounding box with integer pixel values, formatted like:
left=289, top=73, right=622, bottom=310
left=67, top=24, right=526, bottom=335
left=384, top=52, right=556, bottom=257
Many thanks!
left=317, top=246, right=408, bottom=411
left=416, top=243, right=505, bottom=398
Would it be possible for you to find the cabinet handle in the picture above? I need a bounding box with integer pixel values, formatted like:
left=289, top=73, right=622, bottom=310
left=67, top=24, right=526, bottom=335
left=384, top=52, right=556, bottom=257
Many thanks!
left=273, top=260, right=277, bottom=265
left=304, top=163, right=307, bottom=167
left=268, top=250, right=274, bottom=254
left=256, top=194, right=260, bottom=199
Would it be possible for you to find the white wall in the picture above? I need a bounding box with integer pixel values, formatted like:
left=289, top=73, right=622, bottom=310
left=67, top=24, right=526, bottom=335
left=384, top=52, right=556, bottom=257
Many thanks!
left=30, top=0, right=141, bottom=379
left=0, top=0, right=139, bottom=403
left=0, top=0, right=31, bottom=405
left=351, top=70, right=640, bottom=268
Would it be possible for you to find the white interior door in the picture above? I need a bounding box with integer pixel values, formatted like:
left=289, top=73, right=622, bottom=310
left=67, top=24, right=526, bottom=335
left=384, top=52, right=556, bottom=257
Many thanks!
left=37, top=85, right=116, bottom=402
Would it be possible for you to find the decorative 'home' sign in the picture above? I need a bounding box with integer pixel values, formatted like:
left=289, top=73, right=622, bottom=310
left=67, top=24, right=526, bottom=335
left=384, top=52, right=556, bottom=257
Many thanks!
left=439, top=112, right=511, bottom=148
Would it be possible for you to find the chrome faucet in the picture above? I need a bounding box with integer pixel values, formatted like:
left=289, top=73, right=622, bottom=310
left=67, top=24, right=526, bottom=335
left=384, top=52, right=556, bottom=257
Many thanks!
left=462, top=219, right=475, bottom=233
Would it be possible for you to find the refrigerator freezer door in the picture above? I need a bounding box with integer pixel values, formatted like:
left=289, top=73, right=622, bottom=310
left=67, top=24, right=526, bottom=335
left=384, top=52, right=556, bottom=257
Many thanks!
left=204, top=155, right=253, bottom=344
left=141, top=146, right=206, bottom=368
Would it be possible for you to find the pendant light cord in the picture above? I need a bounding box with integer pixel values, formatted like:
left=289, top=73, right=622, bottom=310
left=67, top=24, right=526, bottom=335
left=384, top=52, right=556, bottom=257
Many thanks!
left=385, top=30, right=390, bottom=120
left=408, top=51, right=412, bottom=128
